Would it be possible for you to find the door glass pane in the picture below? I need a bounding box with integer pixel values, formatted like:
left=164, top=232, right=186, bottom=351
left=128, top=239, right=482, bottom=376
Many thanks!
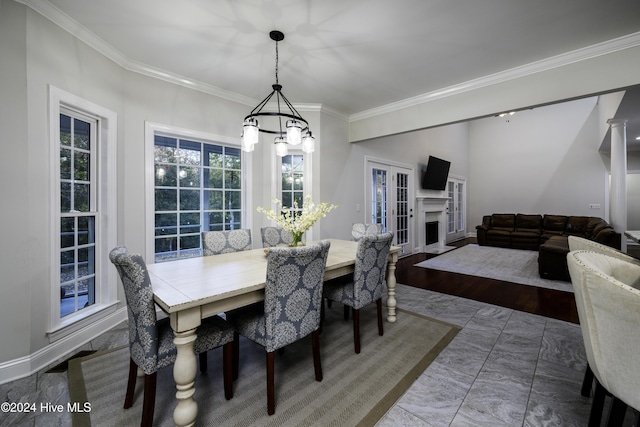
left=457, top=182, right=464, bottom=230
left=371, top=168, right=387, bottom=230
left=447, top=181, right=455, bottom=233
left=396, top=172, right=409, bottom=245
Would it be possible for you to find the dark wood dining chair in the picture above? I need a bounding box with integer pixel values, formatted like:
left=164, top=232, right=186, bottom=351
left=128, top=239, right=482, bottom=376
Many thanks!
left=324, top=232, right=393, bottom=353
left=109, top=246, right=235, bottom=427
left=226, top=240, right=331, bottom=415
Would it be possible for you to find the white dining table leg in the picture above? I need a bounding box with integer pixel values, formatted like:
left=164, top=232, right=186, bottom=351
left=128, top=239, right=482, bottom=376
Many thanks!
left=386, top=253, right=398, bottom=322
left=172, top=328, right=198, bottom=427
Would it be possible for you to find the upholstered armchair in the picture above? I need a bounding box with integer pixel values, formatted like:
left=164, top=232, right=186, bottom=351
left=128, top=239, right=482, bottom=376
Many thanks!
left=109, top=246, right=235, bottom=427
left=260, top=226, right=294, bottom=248
left=567, top=250, right=640, bottom=426
left=202, top=229, right=253, bottom=255
left=324, top=232, right=393, bottom=353
left=226, top=240, right=331, bottom=415
left=567, top=235, right=640, bottom=397
left=568, top=236, right=640, bottom=265
left=351, top=223, right=383, bottom=241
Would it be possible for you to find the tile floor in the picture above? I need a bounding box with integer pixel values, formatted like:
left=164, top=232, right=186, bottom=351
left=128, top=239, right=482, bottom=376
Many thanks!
left=377, top=284, right=638, bottom=427
left=1, top=284, right=637, bottom=426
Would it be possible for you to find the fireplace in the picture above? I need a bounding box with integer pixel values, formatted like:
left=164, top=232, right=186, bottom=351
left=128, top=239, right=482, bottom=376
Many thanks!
left=426, top=221, right=439, bottom=245
left=416, top=193, right=454, bottom=253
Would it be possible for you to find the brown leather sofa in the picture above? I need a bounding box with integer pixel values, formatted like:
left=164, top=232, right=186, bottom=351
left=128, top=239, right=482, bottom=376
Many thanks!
left=476, top=213, right=621, bottom=281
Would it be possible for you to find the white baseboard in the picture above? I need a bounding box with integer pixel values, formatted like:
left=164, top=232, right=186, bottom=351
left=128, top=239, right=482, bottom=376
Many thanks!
left=0, top=307, right=128, bottom=385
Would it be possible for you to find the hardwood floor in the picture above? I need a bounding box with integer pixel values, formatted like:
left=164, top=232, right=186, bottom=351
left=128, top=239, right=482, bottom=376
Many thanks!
left=396, top=238, right=579, bottom=324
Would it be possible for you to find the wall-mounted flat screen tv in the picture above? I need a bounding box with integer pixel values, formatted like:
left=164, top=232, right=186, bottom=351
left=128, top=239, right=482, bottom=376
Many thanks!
left=421, top=156, right=451, bottom=190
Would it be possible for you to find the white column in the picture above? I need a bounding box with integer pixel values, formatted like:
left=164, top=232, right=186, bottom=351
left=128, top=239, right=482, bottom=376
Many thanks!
left=607, top=119, right=627, bottom=252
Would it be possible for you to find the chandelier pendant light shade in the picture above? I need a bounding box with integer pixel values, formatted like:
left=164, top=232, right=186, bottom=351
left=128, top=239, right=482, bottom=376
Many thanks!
left=241, top=30, right=315, bottom=156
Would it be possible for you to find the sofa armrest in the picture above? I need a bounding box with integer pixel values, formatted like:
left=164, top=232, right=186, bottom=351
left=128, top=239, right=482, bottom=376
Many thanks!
left=593, top=227, right=622, bottom=250
left=476, top=223, right=490, bottom=246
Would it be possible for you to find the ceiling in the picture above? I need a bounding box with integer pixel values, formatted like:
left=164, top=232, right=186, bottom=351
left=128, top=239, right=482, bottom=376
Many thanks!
left=42, top=0, right=640, bottom=141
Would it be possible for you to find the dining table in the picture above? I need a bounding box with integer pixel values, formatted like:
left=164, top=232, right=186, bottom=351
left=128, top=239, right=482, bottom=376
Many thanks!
left=624, top=230, right=640, bottom=243
left=146, top=238, right=400, bottom=427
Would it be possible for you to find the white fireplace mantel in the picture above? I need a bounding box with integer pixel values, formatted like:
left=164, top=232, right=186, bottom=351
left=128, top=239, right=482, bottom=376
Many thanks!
left=416, top=194, right=454, bottom=253
left=415, top=195, right=449, bottom=212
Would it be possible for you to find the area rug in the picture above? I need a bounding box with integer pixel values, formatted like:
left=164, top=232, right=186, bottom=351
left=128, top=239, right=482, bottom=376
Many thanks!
left=68, top=305, right=459, bottom=427
left=414, top=244, right=573, bottom=292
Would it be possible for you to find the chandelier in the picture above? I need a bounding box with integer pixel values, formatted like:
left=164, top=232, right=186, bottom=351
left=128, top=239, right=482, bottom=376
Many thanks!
left=241, top=30, right=315, bottom=156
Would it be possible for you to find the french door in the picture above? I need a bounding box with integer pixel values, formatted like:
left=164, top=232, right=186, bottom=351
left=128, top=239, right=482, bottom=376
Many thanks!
left=446, top=176, right=466, bottom=243
left=366, top=159, right=414, bottom=256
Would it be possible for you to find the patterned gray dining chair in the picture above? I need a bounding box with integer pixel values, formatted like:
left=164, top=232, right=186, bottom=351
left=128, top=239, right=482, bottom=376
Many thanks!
left=351, top=223, right=383, bottom=241
left=202, top=229, right=253, bottom=255
left=109, top=246, right=235, bottom=427
left=260, top=226, right=294, bottom=248
left=324, top=232, right=393, bottom=353
left=226, top=240, right=331, bottom=415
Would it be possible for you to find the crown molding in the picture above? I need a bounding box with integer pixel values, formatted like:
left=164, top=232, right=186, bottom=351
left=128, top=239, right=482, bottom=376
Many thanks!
left=350, top=31, right=640, bottom=122
left=297, top=104, right=349, bottom=121
left=19, top=0, right=640, bottom=122
left=256, top=103, right=349, bottom=122
left=18, top=0, right=258, bottom=107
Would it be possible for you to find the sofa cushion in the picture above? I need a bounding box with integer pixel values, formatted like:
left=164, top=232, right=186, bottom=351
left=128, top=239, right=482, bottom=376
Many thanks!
left=585, top=217, right=606, bottom=238
left=593, top=227, right=616, bottom=244
left=543, top=215, right=567, bottom=232
left=591, top=221, right=609, bottom=238
left=491, top=214, right=515, bottom=230
left=565, top=216, right=590, bottom=236
left=487, top=229, right=511, bottom=238
left=511, top=230, right=540, bottom=250
left=540, top=235, right=569, bottom=252
left=515, top=214, right=542, bottom=231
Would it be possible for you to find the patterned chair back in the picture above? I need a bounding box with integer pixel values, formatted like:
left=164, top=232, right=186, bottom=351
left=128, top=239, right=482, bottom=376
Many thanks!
left=352, top=232, right=394, bottom=309
left=202, top=229, right=252, bottom=255
left=260, top=226, right=294, bottom=248
left=109, top=246, right=159, bottom=375
left=351, top=223, right=383, bottom=241
left=263, top=240, right=331, bottom=352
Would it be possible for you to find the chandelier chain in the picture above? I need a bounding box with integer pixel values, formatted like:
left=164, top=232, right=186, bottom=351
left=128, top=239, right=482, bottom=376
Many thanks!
left=275, top=38, right=279, bottom=85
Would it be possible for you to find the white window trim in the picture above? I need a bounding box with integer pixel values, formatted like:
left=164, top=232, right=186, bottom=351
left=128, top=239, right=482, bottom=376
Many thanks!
left=144, top=122, right=250, bottom=263
left=48, top=86, right=118, bottom=340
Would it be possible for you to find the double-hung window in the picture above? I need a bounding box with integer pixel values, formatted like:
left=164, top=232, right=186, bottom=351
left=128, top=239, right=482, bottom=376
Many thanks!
left=50, top=86, right=118, bottom=337
left=147, top=124, right=248, bottom=263
left=280, top=154, right=304, bottom=214
left=59, top=111, right=97, bottom=317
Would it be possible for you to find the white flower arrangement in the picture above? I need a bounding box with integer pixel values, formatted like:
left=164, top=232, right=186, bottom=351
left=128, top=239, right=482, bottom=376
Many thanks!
left=257, top=194, right=338, bottom=246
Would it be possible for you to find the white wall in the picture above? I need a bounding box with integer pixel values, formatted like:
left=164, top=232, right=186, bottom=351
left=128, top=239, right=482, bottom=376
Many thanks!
left=24, top=5, right=126, bottom=358
left=0, top=3, right=276, bottom=370
left=0, top=0, right=30, bottom=363
left=468, top=97, right=608, bottom=226
left=318, top=123, right=469, bottom=244
left=121, top=71, right=254, bottom=255
left=628, top=173, right=640, bottom=230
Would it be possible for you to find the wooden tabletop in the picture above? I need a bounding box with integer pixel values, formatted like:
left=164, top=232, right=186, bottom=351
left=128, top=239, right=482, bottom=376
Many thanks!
left=147, top=239, right=397, bottom=315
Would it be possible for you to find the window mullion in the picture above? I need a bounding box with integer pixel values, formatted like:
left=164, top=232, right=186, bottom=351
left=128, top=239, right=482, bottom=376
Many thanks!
left=152, top=132, right=243, bottom=262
